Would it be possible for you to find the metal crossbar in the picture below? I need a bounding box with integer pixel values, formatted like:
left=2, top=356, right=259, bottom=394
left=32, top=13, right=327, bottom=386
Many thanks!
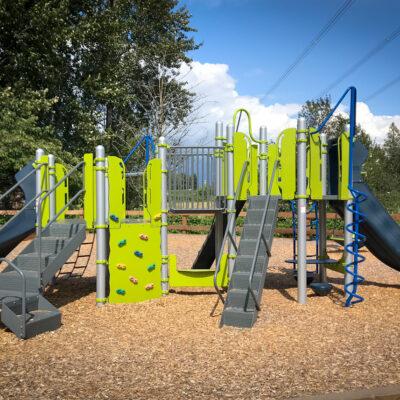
left=213, top=161, right=249, bottom=304
left=168, top=146, right=222, bottom=212
left=247, top=160, right=279, bottom=311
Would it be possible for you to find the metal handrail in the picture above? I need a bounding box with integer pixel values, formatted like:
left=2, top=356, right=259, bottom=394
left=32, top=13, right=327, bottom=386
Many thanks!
left=0, top=162, right=46, bottom=203
left=36, top=161, right=85, bottom=289
left=213, top=160, right=249, bottom=304
left=0, top=258, right=27, bottom=338
left=247, top=159, right=280, bottom=311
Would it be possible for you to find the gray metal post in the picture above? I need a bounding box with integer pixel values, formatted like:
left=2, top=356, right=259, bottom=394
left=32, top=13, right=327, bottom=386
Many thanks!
left=95, top=145, right=108, bottom=306
left=105, top=157, right=109, bottom=223
left=259, top=126, right=268, bottom=195
left=159, top=136, right=169, bottom=296
left=214, top=121, right=225, bottom=262
left=296, top=117, right=307, bottom=304
left=35, top=148, right=45, bottom=235
left=318, top=130, right=328, bottom=282
left=344, top=125, right=354, bottom=300
left=48, top=154, right=56, bottom=222
left=226, top=123, right=235, bottom=277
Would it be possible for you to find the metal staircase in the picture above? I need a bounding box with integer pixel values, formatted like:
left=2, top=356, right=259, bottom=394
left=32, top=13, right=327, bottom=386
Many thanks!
left=0, top=219, right=86, bottom=339
left=220, top=195, right=279, bottom=328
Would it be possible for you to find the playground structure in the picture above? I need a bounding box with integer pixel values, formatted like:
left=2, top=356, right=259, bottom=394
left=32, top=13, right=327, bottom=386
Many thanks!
left=0, top=86, right=399, bottom=338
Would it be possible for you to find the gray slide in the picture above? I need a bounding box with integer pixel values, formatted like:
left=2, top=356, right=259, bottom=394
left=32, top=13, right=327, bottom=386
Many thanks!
left=0, top=162, right=36, bottom=257
left=330, top=142, right=400, bottom=272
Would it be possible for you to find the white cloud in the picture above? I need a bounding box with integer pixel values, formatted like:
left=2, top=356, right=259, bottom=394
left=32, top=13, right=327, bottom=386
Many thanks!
left=179, top=61, right=400, bottom=144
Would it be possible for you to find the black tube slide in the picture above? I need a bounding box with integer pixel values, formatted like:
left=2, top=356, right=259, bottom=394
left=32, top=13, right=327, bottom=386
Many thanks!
left=330, top=141, right=400, bottom=272
left=0, top=162, right=36, bottom=257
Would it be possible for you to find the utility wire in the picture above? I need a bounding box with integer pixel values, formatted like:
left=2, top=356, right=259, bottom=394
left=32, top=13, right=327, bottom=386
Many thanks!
left=365, top=74, right=400, bottom=101
left=261, top=0, right=356, bottom=100
left=320, top=25, right=400, bottom=97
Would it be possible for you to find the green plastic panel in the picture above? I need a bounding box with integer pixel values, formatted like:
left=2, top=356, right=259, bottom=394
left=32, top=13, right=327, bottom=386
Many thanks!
left=309, top=131, right=322, bottom=200
left=55, top=163, right=68, bottom=221
left=107, top=156, right=126, bottom=229
left=338, top=131, right=351, bottom=200
left=108, top=222, right=162, bottom=303
left=233, top=131, right=249, bottom=200
left=83, top=153, right=95, bottom=229
left=267, top=143, right=280, bottom=196
left=278, top=129, right=296, bottom=200
left=169, top=253, right=229, bottom=288
left=249, top=143, right=258, bottom=196
left=143, top=158, right=162, bottom=225
left=38, top=155, right=50, bottom=227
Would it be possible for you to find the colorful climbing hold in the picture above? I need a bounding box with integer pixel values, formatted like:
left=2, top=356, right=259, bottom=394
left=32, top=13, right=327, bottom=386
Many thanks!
left=154, top=213, right=161, bottom=221
left=134, top=250, right=143, bottom=258
left=117, top=263, right=126, bottom=270
left=129, top=276, right=138, bottom=284
left=145, top=283, right=154, bottom=291
left=139, top=234, right=149, bottom=241
left=147, top=264, right=156, bottom=272
left=118, top=239, right=127, bottom=247
left=110, top=214, right=119, bottom=222
left=116, top=289, right=126, bottom=295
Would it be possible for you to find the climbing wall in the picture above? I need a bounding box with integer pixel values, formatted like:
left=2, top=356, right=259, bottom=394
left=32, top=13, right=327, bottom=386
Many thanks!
left=108, top=222, right=162, bottom=303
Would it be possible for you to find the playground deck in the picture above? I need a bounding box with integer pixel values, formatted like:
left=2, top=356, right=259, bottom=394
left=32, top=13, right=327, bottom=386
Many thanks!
left=0, top=233, right=399, bottom=399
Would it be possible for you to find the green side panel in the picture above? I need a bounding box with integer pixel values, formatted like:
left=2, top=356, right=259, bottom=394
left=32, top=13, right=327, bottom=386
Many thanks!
left=107, top=156, right=126, bottom=229
left=279, top=128, right=297, bottom=200
left=108, top=223, right=162, bottom=303
left=267, top=143, right=280, bottom=196
left=38, top=155, right=49, bottom=227
left=249, top=143, right=258, bottom=196
left=83, top=153, right=95, bottom=229
left=169, top=253, right=229, bottom=288
left=143, top=158, right=162, bottom=224
left=55, top=163, right=68, bottom=221
left=338, top=131, right=351, bottom=200
left=233, top=131, right=249, bottom=200
left=309, top=131, right=322, bottom=200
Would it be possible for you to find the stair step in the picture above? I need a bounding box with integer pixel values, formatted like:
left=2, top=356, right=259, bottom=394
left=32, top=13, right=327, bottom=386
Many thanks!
left=230, top=271, right=264, bottom=290
left=0, top=270, right=39, bottom=292
left=1, top=294, right=61, bottom=339
left=0, top=290, right=38, bottom=304
left=225, top=288, right=259, bottom=310
left=237, top=239, right=268, bottom=256
left=248, top=195, right=269, bottom=209
left=234, top=255, right=266, bottom=273
left=241, top=224, right=273, bottom=240
left=246, top=209, right=276, bottom=224
left=47, top=221, right=85, bottom=238
left=33, top=237, right=68, bottom=253
left=221, top=307, right=257, bottom=328
left=14, top=253, right=55, bottom=271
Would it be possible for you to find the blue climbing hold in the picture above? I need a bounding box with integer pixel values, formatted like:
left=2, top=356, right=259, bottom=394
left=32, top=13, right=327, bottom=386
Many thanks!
left=118, top=239, right=127, bottom=247
left=147, top=264, right=156, bottom=272
left=110, top=214, right=119, bottom=222
left=134, top=250, right=143, bottom=258
left=116, top=289, right=126, bottom=295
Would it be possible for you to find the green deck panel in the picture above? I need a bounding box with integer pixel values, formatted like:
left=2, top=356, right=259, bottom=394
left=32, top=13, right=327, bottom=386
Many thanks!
left=143, top=158, right=162, bottom=225
left=169, top=253, right=229, bottom=288
left=108, top=222, right=162, bottom=303
left=55, top=163, right=68, bottom=221
left=338, top=131, right=351, bottom=200
left=233, top=131, right=250, bottom=200
left=278, top=128, right=297, bottom=200
left=309, top=130, right=323, bottom=200
left=83, top=153, right=95, bottom=229
left=107, top=156, right=126, bottom=229
left=267, top=143, right=280, bottom=196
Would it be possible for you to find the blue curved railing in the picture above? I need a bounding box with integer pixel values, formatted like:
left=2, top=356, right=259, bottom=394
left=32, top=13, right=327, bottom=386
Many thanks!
left=123, top=134, right=156, bottom=165
left=313, top=86, right=365, bottom=306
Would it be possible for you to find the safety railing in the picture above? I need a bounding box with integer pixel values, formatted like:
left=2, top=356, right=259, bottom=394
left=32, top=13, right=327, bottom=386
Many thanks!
left=0, top=257, right=27, bottom=338
left=36, top=160, right=85, bottom=289
left=247, top=159, right=279, bottom=311
left=168, top=146, right=223, bottom=212
left=0, top=163, right=47, bottom=233
left=213, top=160, right=249, bottom=304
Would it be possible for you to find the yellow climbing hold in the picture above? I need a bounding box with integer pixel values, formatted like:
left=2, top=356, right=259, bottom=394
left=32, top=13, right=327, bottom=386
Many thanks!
left=117, top=263, right=126, bottom=270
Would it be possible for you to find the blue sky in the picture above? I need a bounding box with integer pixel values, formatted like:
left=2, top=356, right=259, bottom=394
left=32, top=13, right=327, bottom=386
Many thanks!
left=182, top=0, right=400, bottom=117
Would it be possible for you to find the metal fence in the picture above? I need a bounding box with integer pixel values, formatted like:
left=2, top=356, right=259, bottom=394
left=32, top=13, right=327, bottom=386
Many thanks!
left=167, top=146, right=222, bottom=212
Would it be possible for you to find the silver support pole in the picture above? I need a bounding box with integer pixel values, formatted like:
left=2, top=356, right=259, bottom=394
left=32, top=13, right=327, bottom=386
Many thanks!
left=48, top=154, right=56, bottom=222
left=105, top=157, right=109, bottom=222
left=95, top=145, right=107, bottom=307
left=215, top=121, right=224, bottom=262
left=259, top=126, right=268, bottom=195
left=296, top=117, right=307, bottom=304
left=318, top=130, right=328, bottom=282
left=159, top=136, right=169, bottom=295
left=226, top=124, right=235, bottom=277
left=35, top=148, right=45, bottom=235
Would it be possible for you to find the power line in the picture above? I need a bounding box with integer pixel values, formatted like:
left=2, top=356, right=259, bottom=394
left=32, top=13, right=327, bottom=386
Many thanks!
left=320, top=25, right=400, bottom=97
left=365, top=74, right=400, bottom=101
left=261, top=0, right=356, bottom=100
